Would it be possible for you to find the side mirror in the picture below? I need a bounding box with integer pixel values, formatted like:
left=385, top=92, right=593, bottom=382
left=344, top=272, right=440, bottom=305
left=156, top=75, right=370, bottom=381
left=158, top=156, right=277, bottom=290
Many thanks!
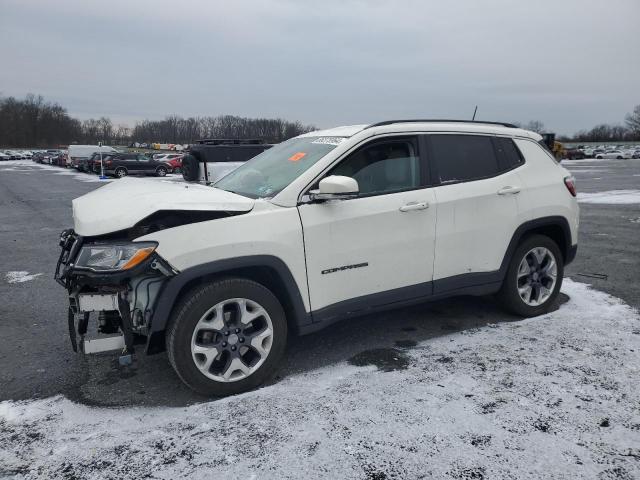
left=309, top=175, right=359, bottom=202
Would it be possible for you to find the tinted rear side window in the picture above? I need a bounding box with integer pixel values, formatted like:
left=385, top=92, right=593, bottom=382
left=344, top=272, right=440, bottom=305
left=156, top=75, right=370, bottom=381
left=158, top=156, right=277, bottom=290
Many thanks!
left=493, top=137, right=524, bottom=171
left=430, top=134, right=499, bottom=183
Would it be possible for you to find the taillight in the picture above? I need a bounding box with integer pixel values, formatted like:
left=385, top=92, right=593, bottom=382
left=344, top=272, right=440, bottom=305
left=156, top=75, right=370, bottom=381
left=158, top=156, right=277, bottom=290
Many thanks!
left=564, top=176, right=577, bottom=197
left=105, top=160, right=112, bottom=166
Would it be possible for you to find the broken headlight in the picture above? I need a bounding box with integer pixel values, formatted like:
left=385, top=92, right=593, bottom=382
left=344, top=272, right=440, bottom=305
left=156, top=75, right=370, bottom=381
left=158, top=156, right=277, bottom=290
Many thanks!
left=74, top=242, right=157, bottom=272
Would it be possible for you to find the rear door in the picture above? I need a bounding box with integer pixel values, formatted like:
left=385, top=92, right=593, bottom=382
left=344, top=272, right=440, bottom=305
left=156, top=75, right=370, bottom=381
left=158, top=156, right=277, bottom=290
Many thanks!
left=428, top=134, right=525, bottom=289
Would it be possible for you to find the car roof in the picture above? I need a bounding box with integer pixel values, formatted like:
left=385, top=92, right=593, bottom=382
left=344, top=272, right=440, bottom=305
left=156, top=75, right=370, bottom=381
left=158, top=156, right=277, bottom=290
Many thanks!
left=299, top=120, right=542, bottom=140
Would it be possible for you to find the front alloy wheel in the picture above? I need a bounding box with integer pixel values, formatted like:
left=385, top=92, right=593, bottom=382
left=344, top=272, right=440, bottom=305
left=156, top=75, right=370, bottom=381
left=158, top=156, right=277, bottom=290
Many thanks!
left=167, top=278, right=287, bottom=396
left=191, top=298, right=274, bottom=382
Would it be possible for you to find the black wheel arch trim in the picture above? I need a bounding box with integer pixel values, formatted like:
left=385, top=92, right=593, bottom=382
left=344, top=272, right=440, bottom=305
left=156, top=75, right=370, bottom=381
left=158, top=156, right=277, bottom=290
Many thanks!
left=146, top=255, right=310, bottom=354
left=499, top=216, right=576, bottom=275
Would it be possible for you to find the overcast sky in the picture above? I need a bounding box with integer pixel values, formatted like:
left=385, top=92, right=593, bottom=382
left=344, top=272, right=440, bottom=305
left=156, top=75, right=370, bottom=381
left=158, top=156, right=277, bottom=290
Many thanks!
left=1, top=0, right=638, bottom=135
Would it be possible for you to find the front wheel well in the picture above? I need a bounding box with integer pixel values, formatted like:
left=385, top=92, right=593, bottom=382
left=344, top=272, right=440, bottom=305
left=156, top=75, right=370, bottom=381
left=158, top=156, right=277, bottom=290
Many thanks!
left=147, top=265, right=304, bottom=354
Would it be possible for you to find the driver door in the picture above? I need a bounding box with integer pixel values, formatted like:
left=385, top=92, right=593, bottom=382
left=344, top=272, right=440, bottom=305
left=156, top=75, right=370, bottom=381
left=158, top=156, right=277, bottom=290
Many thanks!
left=297, top=136, right=437, bottom=317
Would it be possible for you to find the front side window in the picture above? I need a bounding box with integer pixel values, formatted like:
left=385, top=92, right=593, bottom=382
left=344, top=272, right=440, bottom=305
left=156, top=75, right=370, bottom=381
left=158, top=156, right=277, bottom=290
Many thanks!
left=329, top=139, right=421, bottom=196
left=215, top=136, right=345, bottom=198
left=430, top=134, right=499, bottom=184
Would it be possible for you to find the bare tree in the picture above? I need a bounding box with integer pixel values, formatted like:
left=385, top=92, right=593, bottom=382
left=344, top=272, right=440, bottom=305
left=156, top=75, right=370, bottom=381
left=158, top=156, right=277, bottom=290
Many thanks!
left=524, top=120, right=545, bottom=134
left=625, top=104, right=640, bottom=137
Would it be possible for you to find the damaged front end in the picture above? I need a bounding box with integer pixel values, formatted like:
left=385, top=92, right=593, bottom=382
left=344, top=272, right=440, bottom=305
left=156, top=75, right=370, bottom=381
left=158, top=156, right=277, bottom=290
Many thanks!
left=55, top=229, right=177, bottom=364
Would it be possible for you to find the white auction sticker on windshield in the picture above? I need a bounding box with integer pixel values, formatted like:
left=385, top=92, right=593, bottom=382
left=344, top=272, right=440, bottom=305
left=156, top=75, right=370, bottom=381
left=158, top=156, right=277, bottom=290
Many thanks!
left=311, top=137, right=346, bottom=146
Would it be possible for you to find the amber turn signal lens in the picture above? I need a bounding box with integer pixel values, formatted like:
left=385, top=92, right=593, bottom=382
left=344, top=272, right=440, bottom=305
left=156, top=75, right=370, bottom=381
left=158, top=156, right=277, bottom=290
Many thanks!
left=121, top=246, right=156, bottom=270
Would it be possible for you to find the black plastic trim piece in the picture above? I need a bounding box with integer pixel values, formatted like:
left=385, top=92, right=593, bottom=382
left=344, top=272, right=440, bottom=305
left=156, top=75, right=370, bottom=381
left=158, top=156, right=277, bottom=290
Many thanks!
left=146, top=255, right=310, bottom=352
left=299, top=278, right=502, bottom=336
left=310, top=282, right=432, bottom=327
left=499, top=216, right=574, bottom=271
left=566, top=244, right=578, bottom=266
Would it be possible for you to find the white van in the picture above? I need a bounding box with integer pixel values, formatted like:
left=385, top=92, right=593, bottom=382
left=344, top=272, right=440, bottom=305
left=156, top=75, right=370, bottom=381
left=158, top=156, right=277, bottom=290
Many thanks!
left=68, top=145, right=118, bottom=168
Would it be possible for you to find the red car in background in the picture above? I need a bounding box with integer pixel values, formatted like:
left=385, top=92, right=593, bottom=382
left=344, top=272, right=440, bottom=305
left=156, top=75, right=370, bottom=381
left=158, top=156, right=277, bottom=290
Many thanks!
left=153, top=153, right=183, bottom=173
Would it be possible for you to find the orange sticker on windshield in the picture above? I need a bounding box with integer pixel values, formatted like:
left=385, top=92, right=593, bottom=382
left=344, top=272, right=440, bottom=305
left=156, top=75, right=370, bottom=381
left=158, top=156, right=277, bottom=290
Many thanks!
left=289, top=152, right=306, bottom=162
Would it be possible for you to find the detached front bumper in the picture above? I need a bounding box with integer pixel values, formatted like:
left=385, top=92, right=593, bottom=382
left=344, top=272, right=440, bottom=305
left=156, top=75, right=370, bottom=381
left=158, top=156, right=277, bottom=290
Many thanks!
left=55, top=229, right=176, bottom=358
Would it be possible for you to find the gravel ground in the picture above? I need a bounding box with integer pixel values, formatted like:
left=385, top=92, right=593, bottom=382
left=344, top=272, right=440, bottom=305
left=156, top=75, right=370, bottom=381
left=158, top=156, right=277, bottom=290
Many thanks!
left=0, top=158, right=639, bottom=479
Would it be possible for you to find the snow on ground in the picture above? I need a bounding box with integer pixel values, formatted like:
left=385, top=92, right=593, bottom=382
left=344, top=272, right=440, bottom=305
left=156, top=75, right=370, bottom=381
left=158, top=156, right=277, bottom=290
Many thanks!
left=1, top=279, right=639, bottom=479
left=4, top=271, right=43, bottom=284
left=577, top=190, right=640, bottom=205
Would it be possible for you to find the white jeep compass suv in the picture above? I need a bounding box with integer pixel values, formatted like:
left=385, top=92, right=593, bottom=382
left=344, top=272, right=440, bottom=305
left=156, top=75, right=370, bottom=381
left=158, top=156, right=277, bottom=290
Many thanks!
left=56, top=120, right=579, bottom=396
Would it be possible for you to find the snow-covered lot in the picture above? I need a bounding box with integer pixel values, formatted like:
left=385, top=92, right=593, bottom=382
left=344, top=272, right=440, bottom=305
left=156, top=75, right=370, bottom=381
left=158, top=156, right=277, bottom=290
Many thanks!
left=1, top=280, right=639, bottom=479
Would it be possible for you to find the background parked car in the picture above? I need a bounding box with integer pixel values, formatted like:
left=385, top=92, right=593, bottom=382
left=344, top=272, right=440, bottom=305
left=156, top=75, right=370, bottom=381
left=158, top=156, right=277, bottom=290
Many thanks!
left=69, top=145, right=118, bottom=169
left=32, top=151, right=48, bottom=163
left=97, top=152, right=172, bottom=178
left=596, top=150, right=632, bottom=159
left=564, top=148, right=586, bottom=160
left=0, top=151, right=11, bottom=161
left=153, top=153, right=184, bottom=172
left=5, top=150, right=24, bottom=159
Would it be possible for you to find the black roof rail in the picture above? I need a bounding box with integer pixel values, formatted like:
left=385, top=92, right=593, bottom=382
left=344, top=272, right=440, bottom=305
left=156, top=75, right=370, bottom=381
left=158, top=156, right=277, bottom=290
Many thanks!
left=195, top=138, right=266, bottom=145
left=364, top=119, right=519, bottom=129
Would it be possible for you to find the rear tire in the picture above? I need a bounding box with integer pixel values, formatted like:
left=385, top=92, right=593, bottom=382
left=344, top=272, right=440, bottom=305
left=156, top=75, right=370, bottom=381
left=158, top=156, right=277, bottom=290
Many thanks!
left=497, top=234, right=564, bottom=317
left=166, top=278, right=287, bottom=396
left=115, top=167, right=127, bottom=178
left=156, top=166, right=167, bottom=177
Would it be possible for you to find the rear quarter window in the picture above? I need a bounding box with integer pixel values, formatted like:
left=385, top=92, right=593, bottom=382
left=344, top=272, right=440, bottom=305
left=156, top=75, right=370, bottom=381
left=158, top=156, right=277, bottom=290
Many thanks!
left=513, top=138, right=559, bottom=167
left=493, top=137, right=524, bottom=171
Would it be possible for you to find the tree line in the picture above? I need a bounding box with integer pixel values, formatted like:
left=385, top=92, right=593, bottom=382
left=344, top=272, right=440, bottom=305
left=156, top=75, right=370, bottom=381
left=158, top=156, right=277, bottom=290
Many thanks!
left=0, top=94, right=315, bottom=147
left=131, top=115, right=314, bottom=144
left=518, top=105, right=640, bottom=142
left=1, top=93, right=638, bottom=147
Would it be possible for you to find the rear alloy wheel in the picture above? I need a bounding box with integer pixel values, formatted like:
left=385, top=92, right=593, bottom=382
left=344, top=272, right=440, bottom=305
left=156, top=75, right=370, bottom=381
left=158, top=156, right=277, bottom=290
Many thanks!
left=115, top=167, right=127, bottom=178
left=156, top=166, right=167, bottom=177
left=167, top=278, right=287, bottom=396
left=498, top=234, right=564, bottom=317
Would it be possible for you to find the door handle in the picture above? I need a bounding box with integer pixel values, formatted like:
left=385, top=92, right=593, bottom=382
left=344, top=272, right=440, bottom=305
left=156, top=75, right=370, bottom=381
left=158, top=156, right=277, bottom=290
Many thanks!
left=497, top=186, right=521, bottom=195
left=399, top=201, right=429, bottom=212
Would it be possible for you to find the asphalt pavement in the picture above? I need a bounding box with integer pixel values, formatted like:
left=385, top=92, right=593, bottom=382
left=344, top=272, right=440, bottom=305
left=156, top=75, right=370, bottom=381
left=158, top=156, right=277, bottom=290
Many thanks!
left=0, top=159, right=638, bottom=408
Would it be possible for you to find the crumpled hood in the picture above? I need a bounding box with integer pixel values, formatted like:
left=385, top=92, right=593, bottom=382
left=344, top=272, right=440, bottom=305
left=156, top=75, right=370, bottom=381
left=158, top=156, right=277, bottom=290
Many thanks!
left=73, top=178, right=254, bottom=236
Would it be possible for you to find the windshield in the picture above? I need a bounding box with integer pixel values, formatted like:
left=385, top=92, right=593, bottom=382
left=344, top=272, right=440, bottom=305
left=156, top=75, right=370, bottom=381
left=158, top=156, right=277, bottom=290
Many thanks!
left=215, top=136, right=345, bottom=198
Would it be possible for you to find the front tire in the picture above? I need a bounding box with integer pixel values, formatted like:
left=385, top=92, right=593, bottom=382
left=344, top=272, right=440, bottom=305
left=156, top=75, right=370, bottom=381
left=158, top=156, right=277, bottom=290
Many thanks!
left=498, top=234, right=564, bottom=317
left=166, top=278, right=287, bottom=396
